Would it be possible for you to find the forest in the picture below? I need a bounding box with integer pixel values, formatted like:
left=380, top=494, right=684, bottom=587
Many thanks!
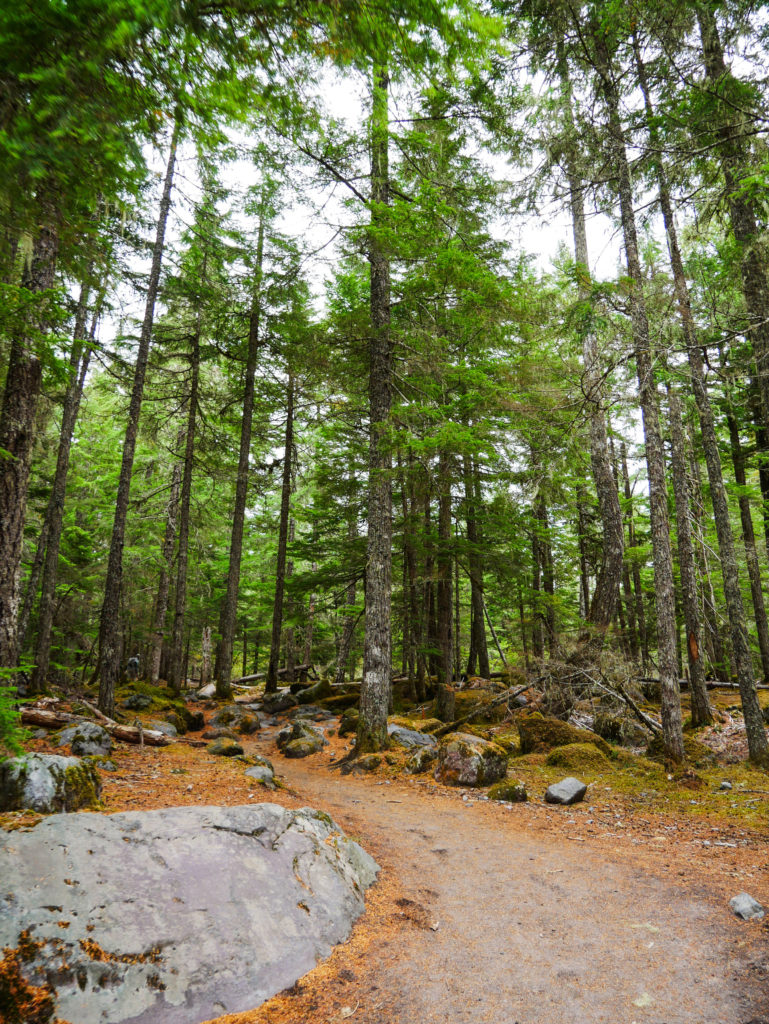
left=3, top=0, right=769, bottom=770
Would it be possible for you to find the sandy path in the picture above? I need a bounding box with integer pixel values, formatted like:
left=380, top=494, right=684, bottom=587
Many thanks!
left=263, top=747, right=769, bottom=1024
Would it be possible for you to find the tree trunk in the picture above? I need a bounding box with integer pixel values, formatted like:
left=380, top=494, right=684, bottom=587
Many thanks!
left=725, top=407, right=769, bottom=682
left=357, top=61, right=392, bottom=754
left=167, top=297, right=201, bottom=695
left=201, top=626, right=212, bottom=686
left=31, top=293, right=98, bottom=693
left=464, top=453, right=489, bottom=677
left=97, top=121, right=179, bottom=716
left=215, top=215, right=264, bottom=699
left=284, top=519, right=296, bottom=684
left=0, top=195, right=59, bottom=676
left=593, top=29, right=683, bottom=762
left=666, top=383, right=712, bottom=724
left=148, top=429, right=183, bottom=684
left=435, top=452, right=455, bottom=722
left=557, top=40, right=624, bottom=649
left=634, top=34, right=765, bottom=758
left=621, top=443, right=650, bottom=671
left=265, top=374, right=295, bottom=693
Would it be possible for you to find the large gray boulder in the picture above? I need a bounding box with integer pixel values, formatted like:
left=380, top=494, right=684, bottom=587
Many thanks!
left=435, top=732, right=507, bottom=787
left=277, top=720, right=326, bottom=758
left=0, top=804, right=378, bottom=1024
left=0, top=753, right=102, bottom=813
left=57, top=721, right=113, bottom=757
left=387, top=723, right=437, bottom=750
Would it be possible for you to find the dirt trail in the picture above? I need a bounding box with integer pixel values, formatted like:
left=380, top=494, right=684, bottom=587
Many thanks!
left=253, top=742, right=769, bottom=1024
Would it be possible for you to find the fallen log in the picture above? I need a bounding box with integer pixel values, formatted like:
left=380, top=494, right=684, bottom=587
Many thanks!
left=231, top=664, right=318, bottom=685
left=21, top=707, right=172, bottom=747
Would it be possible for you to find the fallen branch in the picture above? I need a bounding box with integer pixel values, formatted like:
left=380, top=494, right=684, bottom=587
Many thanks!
left=577, top=672, right=661, bottom=735
left=21, top=707, right=172, bottom=747
left=433, top=684, right=531, bottom=739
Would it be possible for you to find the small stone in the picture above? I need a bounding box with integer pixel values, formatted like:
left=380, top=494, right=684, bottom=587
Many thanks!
left=487, top=780, right=528, bottom=803
left=245, top=765, right=275, bottom=786
left=406, top=747, right=438, bottom=774
left=719, top=780, right=733, bottom=791
left=545, top=777, right=587, bottom=806
left=122, top=693, right=152, bottom=711
left=729, top=893, right=765, bottom=921
left=196, top=683, right=216, bottom=699
left=149, top=720, right=178, bottom=738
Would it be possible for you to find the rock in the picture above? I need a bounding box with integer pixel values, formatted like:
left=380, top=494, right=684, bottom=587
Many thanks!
left=435, top=732, right=507, bottom=787
left=387, top=723, right=437, bottom=750
left=354, top=755, right=381, bottom=772
left=0, top=754, right=101, bottom=813
left=763, top=705, right=769, bottom=725
left=593, top=711, right=648, bottom=746
left=646, top=733, right=717, bottom=767
left=729, top=893, right=765, bottom=921
left=261, top=691, right=298, bottom=714
left=411, top=717, right=444, bottom=734
left=277, top=721, right=326, bottom=757
left=296, top=678, right=332, bottom=705
left=338, top=709, right=359, bottom=737
left=319, top=693, right=360, bottom=711
left=206, top=738, right=244, bottom=757
left=487, top=780, right=528, bottom=802
left=99, top=759, right=118, bottom=772
left=0, top=804, right=378, bottom=1024
left=202, top=726, right=236, bottom=740
left=517, top=715, right=611, bottom=756
left=122, top=693, right=152, bottom=711
left=245, top=765, right=275, bottom=786
left=149, top=720, right=178, bottom=738
left=57, top=722, right=113, bottom=757
left=291, top=705, right=335, bottom=721
left=164, top=711, right=187, bottom=735
left=545, top=743, right=611, bottom=773
left=545, top=777, right=587, bottom=805
left=406, top=747, right=438, bottom=774
left=185, top=710, right=205, bottom=732
left=196, top=682, right=216, bottom=698
left=450, top=691, right=507, bottom=724
left=719, top=780, right=733, bottom=792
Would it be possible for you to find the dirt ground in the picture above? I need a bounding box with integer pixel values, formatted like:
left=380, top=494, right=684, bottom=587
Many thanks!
left=15, top=700, right=769, bottom=1024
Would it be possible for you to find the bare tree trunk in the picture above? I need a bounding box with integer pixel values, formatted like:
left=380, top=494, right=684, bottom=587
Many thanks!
left=621, top=444, right=649, bottom=671
left=557, top=40, right=624, bottom=649
left=464, top=453, right=489, bottom=677
left=593, top=28, right=683, bottom=761
left=148, top=430, right=183, bottom=684
left=0, top=194, right=58, bottom=676
left=435, top=452, right=455, bottom=722
left=265, top=375, right=295, bottom=692
left=97, top=121, right=179, bottom=716
left=634, top=34, right=765, bottom=758
left=284, top=518, right=296, bottom=684
left=725, top=407, right=769, bottom=682
left=31, top=294, right=99, bottom=693
left=201, top=626, right=212, bottom=686
left=666, top=383, right=712, bottom=724
left=167, top=297, right=201, bottom=695
left=215, top=215, right=264, bottom=699
left=357, top=61, right=392, bottom=753
left=303, top=563, right=316, bottom=679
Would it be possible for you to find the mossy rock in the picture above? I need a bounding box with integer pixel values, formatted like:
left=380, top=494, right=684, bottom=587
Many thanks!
left=338, top=709, right=359, bottom=737
left=488, top=779, right=528, bottom=802
left=412, top=718, right=444, bottom=734
left=646, top=733, right=718, bottom=767
left=296, top=677, right=332, bottom=705
left=353, top=754, right=382, bottom=772
left=388, top=716, right=415, bottom=730
left=406, top=747, right=438, bottom=774
left=283, top=737, right=323, bottom=758
left=491, top=730, right=519, bottom=754
left=164, top=711, right=188, bottom=735
left=0, top=754, right=101, bottom=813
left=517, top=714, right=611, bottom=757
left=445, top=691, right=506, bottom=723
left=235, top=714, right=260, bottom=736
left=545, top=742, right=610, bottom=773
left=436, top=732, right=507, bottom=787
left=593, top=711, right=648, bottom=747
left=206, top=738, right=244, bottom=757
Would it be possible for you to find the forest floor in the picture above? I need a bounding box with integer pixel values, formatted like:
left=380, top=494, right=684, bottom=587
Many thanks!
left=11, top=688, right=769, bottom=1024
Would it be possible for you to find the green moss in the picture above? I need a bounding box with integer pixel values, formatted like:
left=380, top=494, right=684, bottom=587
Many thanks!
left=646, top=733, right=718, bottom=767
left=487, top=779, right=528, bottom=802
left=545, top=743, right=610, bottom=774
left=491, top=730, right=519, bottom=754
left=517, top=714, right=612, bottom=756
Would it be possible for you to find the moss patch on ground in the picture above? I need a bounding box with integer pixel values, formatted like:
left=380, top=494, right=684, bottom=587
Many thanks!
left=545, top=742, right=611, bottom=774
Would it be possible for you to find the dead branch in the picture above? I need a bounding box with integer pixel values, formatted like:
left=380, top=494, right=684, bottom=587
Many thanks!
left=433, top=684, right=531, bottom=739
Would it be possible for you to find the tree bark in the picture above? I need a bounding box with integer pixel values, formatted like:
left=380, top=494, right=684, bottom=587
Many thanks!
left=593, top=28, right=684, bottom=762
left=463, top=453, right=490, bottom=677
left=148, top=431, right=183, bottom=685
left=265, top=375, right=295, bottom=693
left=634, top=34, right=764, bottom=756
left=0, top=194, right=59, bottom=677
left=215, top=214, right=264, bottom=699
left=167, top=297, right=201, bottom=695
left=31, top=294, right=99, bottom=693
left=557, top=40, right=624, bottom=649
left=97, top=120, right=179, bottom=716
left=666, top=383, right=712, bottom=724
left=621, top=443, right=650, bottom=671
left=357, top=61, right=392, bottom=754
left=435, top=451, right=455, bottom=722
